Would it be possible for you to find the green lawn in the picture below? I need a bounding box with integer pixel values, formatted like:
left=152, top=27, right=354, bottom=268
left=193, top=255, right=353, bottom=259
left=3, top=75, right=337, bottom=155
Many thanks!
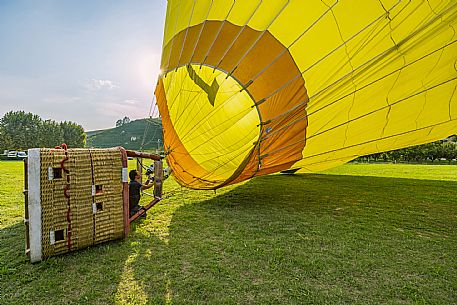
left=323, top=163, right=457, bottom=181
left=1, top=161, right=456, bottom=304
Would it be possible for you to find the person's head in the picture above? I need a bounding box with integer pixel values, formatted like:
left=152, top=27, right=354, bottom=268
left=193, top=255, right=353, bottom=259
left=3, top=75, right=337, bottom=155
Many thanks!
left=129, top=169, right=140, bottom=181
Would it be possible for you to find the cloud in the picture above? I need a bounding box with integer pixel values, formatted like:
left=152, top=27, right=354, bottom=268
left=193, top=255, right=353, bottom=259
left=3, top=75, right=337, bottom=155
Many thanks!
left=86, top=79, right=116, bottom=91
left=124, top=99, right=140, bottom=105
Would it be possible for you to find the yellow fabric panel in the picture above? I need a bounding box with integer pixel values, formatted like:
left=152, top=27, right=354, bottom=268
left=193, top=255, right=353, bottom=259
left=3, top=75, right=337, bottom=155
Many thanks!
left=290, top=1, right=457, bottom=172
left=389, top=1, right=439, bottom=44
left=247, top=0, right=290, bottom=31
left=297, top=120, right=457, bottom=173
left=162, top=0, right=192, bottom=50
left=162, top=65, right=260, bottom=181
left=290, top=1, right=400, bottom=97
left=344, top=110, right=389, bottom=149
left=296, top=156, right=355, bottom=173
left=190, top=1, right=213, bottom=24
left=268, top=0, right=333, bottom=47
left=205, top=1, right=235, bottom=21
left=224, top=1, right=262, bottom=28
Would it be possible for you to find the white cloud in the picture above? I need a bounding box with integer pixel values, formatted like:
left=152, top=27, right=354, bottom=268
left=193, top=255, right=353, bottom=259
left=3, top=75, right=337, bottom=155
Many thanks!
left=124, top=99, right=140, bottom=105
left=86, top=79, right=116, bottom=91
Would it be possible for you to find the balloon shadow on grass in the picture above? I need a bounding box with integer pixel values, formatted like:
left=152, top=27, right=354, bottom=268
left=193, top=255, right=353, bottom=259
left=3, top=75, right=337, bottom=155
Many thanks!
left=126, top=174, right=457, bottom=304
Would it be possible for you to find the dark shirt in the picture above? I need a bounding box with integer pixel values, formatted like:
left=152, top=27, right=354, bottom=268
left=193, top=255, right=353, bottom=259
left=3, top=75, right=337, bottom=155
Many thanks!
left=129, top=180, right=142, bottom=210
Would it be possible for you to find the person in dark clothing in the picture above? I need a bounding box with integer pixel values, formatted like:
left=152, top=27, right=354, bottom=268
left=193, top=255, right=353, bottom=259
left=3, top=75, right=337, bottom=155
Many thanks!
left=129, top=169, right=153, bottom=217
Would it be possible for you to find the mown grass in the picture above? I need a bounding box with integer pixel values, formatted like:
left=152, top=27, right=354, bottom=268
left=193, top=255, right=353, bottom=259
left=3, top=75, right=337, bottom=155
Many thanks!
left=323, top=163, right=457, bottom=181
left=0, top=161, right=456, bottom=304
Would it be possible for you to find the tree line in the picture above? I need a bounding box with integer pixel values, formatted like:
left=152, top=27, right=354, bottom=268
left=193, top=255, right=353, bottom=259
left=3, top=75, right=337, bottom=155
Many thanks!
left=358, top=136, right=457, bottom=163
left=0, top=111, right=86, bottom=150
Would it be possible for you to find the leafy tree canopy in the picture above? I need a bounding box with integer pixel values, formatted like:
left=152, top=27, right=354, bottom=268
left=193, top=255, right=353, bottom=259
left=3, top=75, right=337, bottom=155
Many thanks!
left=0, top=111, right=86, bottom=150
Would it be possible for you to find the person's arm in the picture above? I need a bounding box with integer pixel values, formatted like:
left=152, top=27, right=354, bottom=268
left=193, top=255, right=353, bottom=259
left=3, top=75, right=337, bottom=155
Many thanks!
left=140, top=179, right=154, bottom=191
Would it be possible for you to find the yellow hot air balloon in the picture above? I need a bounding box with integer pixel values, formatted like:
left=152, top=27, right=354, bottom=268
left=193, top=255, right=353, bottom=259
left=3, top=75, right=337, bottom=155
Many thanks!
left=155, top=0, right=457, bottom=189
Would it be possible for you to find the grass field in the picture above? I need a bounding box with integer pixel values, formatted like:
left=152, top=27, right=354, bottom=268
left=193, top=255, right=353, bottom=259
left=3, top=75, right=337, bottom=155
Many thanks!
left=0, top=161, right=456, bottom=304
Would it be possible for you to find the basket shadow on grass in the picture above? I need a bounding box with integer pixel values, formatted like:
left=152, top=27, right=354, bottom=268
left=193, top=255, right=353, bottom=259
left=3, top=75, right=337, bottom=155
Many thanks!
left=128, top=174, right=457, bottom=304
left=0, top=220, right=139, bottom=304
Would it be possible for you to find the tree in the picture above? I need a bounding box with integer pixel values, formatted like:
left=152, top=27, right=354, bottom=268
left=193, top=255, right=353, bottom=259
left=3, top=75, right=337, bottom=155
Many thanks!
left=0, top=111, right=86, bottom=149
left=0, top=125, right=12, bottom=151
left=116, top=117, right=131, bottom=128
left=423, top=142, right=442, bottom=162
left=442, top=142, right=457, bottom=163
left=61, top=121, right=86, bottom=148
left=389, top=149, right=402, bottom=163
left=0, top=111, right=41, bottom=149
left=122, top=116, right=131, bottom=125
left=39, top=120, right=63, bottom=147
left=402, top=146, right=420, bottom=162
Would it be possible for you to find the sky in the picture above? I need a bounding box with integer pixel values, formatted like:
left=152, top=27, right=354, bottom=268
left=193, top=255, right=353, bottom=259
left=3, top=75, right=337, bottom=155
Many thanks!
left=0, top=0, right=167, bottom=131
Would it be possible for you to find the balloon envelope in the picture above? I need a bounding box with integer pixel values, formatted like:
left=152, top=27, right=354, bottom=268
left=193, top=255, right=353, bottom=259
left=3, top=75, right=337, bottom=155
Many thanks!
left=155, top=0, right=457, bottom=189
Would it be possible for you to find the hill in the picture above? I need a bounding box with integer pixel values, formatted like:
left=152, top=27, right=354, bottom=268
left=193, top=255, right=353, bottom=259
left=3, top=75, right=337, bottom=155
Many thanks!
left=86, top=118, right=163, bottom=150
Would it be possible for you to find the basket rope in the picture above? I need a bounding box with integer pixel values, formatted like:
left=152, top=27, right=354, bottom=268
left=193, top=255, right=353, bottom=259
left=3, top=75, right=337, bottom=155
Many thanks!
left=55, top=143, right=73, bottom=251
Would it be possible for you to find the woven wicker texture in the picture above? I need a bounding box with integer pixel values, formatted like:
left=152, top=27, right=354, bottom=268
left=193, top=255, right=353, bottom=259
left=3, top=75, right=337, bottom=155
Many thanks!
left=38, top=147, right=125, bottom=260
left=90, top=149, right=124, bottom=244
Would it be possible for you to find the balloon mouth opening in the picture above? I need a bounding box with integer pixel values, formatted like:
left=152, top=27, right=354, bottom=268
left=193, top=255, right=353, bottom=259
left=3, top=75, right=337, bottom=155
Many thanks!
left=159, top=64, right=261, bottom=188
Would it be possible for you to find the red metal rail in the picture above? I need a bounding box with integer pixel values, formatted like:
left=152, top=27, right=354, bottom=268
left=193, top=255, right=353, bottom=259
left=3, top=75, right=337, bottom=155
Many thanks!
left=125, top=150, right=161, bottom=160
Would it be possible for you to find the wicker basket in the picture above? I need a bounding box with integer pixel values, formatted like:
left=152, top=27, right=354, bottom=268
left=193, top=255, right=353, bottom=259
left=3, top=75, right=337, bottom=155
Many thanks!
left=26, top=147, right=128, bottom=262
